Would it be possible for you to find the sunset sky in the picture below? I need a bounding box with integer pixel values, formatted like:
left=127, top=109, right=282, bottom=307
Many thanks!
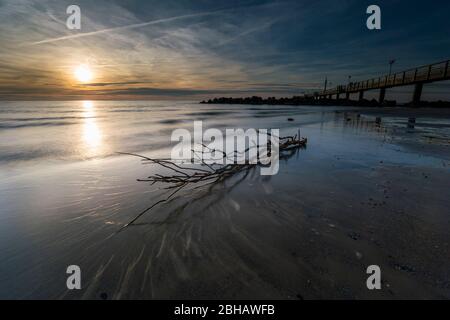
left=0, top=0, right=450, bottom=100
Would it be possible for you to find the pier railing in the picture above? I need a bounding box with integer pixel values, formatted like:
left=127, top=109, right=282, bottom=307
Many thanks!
left=312, top=60, right=450, bottom=99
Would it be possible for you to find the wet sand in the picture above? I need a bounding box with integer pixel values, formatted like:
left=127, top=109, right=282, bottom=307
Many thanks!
left=0, top=102, right=449, bottom=299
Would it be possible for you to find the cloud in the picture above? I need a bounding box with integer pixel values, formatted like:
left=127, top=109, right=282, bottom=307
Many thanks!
left=29, top=8, right=231, bottom=46
left=82, top=81, right=151, bottom=87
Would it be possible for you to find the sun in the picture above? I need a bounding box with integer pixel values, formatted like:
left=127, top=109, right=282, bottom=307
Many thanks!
left=74, top=64, right=93, bottom=83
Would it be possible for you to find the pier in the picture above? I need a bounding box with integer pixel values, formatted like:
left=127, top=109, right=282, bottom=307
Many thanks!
left=307, top=60, right=450, bottom=105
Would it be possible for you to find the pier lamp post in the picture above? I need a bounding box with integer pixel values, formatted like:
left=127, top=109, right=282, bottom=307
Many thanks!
left=388, top=59, right=396, bottom=76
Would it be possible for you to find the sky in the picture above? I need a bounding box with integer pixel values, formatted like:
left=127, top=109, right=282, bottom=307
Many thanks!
left=0, top=0, right=449, bottom=100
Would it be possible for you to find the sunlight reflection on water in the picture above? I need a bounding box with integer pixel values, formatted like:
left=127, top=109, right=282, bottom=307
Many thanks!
left=82, top=101, right=103, bottom=157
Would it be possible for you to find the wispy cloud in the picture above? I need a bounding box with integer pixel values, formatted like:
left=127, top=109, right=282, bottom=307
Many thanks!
left=82, top=81, right=151, bottom=87
left=29, top=8, right=230, bottom=46
left=214, top=20, right=278, bottom=47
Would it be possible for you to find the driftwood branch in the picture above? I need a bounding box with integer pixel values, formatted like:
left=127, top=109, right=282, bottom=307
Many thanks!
left=116, top=132, right=307, bottom=232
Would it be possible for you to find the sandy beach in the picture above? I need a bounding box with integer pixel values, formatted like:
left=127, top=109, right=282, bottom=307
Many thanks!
left=0, top=101, right=449, bottom=299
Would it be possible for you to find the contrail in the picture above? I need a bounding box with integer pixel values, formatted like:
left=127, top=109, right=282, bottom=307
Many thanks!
left=30, top=9, right=226, bottom=46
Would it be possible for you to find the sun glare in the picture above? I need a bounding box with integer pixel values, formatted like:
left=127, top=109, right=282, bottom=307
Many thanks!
left=74, top=65, right=93, bottom=83
left=83, top=101, right=93, bottom=109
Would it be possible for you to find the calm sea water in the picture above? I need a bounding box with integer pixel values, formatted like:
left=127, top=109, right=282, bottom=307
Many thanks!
left=0, top=100, right=449, bottom=299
